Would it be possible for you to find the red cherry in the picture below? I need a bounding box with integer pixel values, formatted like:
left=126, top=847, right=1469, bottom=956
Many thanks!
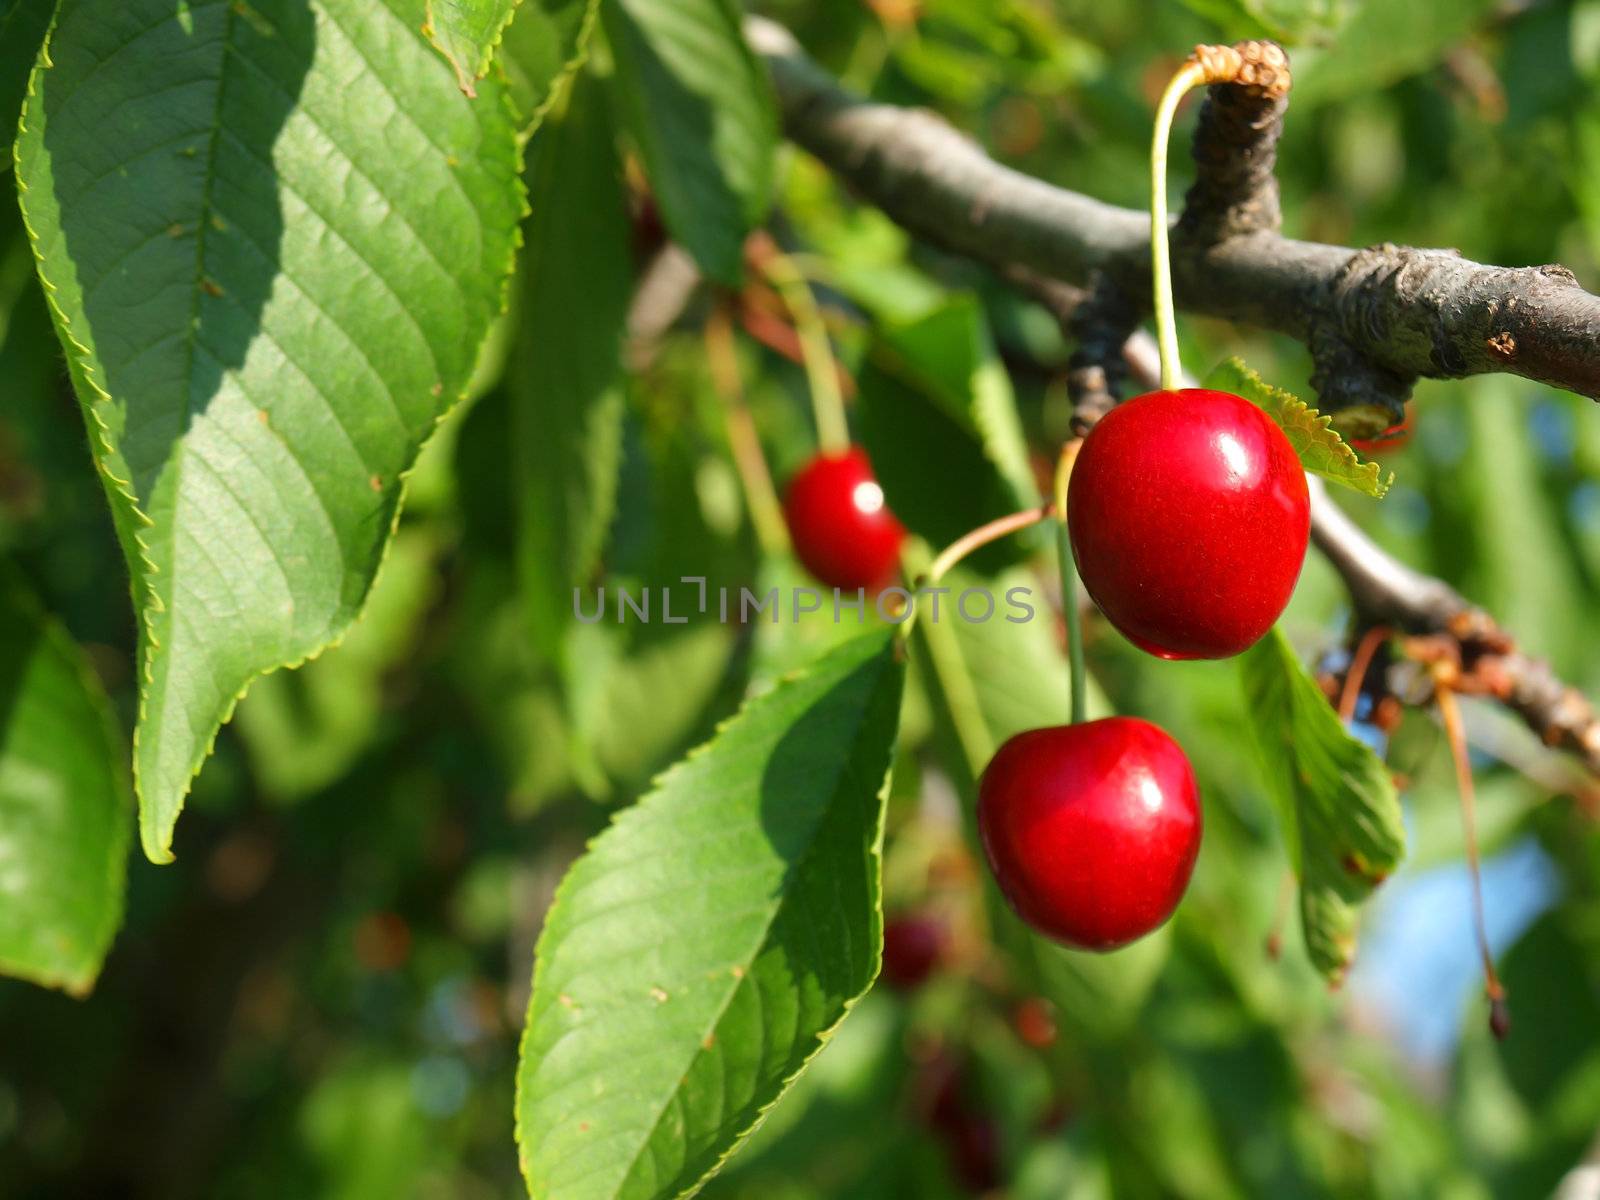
left=977, top=718, right=1201, bottom=951
left=1067, top=388, right=1310, bottom=660
left=783, top=447, right=906, bottom=591
left=881, top=912, right=947, bottom=991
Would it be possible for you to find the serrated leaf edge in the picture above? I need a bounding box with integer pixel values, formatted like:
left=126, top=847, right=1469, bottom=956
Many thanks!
left=513, top=631, right=901, bottom=1200
left=15, top=7, right=529, bottom=862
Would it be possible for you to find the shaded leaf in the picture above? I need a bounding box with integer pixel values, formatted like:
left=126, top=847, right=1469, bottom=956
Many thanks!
left=517, top=629, right=906, bottom=1200
left=514, top=71, right=629, bottom=662
left=0, top=564, right=129, bottom=994
left=603, top=0, right=776, bottom=284
left=858, top=298, right=1042, bottom=572
left=16, top=0, right=524, bottom=860
left=1206, top=357, right=1391, bottom=498
left=1239, top=627, right=1404, bottom=980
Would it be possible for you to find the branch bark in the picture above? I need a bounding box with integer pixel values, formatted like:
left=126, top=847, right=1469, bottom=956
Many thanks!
left=746, top=17, right=1600, bottom=779
left=746, top=18, right=1600, bottom=436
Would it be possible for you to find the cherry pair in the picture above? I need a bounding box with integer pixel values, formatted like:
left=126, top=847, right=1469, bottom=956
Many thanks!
left=781, top=388, right=1310, bottom=951
left=982, top=387, right=1309, bottom=949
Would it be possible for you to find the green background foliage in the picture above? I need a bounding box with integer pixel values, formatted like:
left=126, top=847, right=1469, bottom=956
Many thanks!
left=2, top=0, right=1599, bottom=1197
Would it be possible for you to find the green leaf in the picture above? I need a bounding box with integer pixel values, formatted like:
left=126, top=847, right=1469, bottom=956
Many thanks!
left=517, top=629, right=906, bottom=1200
left=858, top=297, right=1042, bottom=572
left=16, top=0, right=524, bottom=861
left=563, top=616, right=739, bottom=795
left=1239, top=627, right=1404, bottom=981
left=0, top=0, right=50, bottom=167
left=940, top=566, right=1110, bottom=747
left=1172, top=0, right=1348, bottom=43
left=0, top=565, right=130, bottom=995
left=1205, top=357, right=1392, bottom=498
left=602, top=0, right=776, bottom=284
left=1290, top=0, right=1500, bottom=108
left=425, top=0, right=523, bottom=95
left=231, top=525, right=441, bottom=800
left=514, top=71, right=629, bottom=662
left=500, top=0, right=599, bottom=133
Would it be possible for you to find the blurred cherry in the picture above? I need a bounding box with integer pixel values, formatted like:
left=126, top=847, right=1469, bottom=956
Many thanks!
left=881, top=912, right=947, bottom=991
left=784, top=446, right=906, bottom=591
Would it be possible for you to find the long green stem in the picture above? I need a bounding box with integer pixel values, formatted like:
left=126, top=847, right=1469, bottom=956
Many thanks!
left=1150, top=60, right=1206, bottom=392
left=760, top=248, right=851, bottom=454
left=705, top=305, right=790, bottom=557
left=901, top=541, right=993, bottom=779
left=1054, top=442, right=1087, bottom=725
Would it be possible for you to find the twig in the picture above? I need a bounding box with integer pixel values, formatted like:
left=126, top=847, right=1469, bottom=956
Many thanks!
left=746, top=17, right=1600, bottom=436
left=740, top=17, right=1600, bottom=777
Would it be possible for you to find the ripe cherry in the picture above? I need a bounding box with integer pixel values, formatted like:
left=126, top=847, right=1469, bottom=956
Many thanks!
left=1068, top=388, right=1309, bottom=660
left=977, top=718, right=1201, bottom=951
left=784, top=446, right=906, bottom=591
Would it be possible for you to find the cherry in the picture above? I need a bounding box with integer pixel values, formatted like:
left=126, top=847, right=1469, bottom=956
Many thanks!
left=1067, top=388, right=1309, bottom=660
left=881, top=912, right=947, bottom=991
left=977, top=717, right=1201, bottom=951
left=783, top=446, right=906, bottom=591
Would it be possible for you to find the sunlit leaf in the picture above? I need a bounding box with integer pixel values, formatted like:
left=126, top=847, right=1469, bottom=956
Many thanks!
left=0, top=565, right=129, bottom=995
left=517, top=629, right=906, bottom=1200
left=1239, top=626, right=1404, bottom=980
left=16, top=0, right=524, bottom=860
left=1206, top=357, right=1391, bottom=498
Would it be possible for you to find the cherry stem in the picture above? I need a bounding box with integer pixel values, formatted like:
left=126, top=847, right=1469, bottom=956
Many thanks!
left=1150, top=60, right=1206, bottom=393
left=1337, top=625, right=1392, bottom=724
left=753, top=240, right=851, bottom=455
left=705, top=303, right=790, bottom=557
left=901, top=541, right=994, bottom=779
left=926, top=504, right=1054, bottom=585
left=1054, top=440, right=1088, bottom=725
left=1435, top=681, right=1509, bottom=1038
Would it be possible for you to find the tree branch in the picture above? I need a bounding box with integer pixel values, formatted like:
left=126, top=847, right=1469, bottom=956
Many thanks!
left=746, top=18, right=1600, bottom=436
left=747, top=17, right=1600, bottom=779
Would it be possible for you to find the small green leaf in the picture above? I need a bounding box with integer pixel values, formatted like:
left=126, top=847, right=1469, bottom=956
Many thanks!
left=1205, top=357, right=1392, bottom=498
left=517, top=629, right=906, bottom=1200
left=1239, top=627, right=1405, bottom=981
left=499, top=0, right=599, bottom=132
left=0, top=565, right=130, bottom=995
left=425, top=0, right=523, bottom=95
left=858, top=297, right=1042, bottom=572
left=17, top=0, right=525, bottom=861
left=602, top=0, right=776, bottom=284
left=514, top=71, right=629, bottom=662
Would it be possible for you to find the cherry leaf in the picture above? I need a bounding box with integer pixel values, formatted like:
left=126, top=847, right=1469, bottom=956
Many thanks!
left=1205, top=357, right=1393, bottom=498
left=1239, top=627, right=1405, bottom=981
left=516, top=629, right=906, bottom=1199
